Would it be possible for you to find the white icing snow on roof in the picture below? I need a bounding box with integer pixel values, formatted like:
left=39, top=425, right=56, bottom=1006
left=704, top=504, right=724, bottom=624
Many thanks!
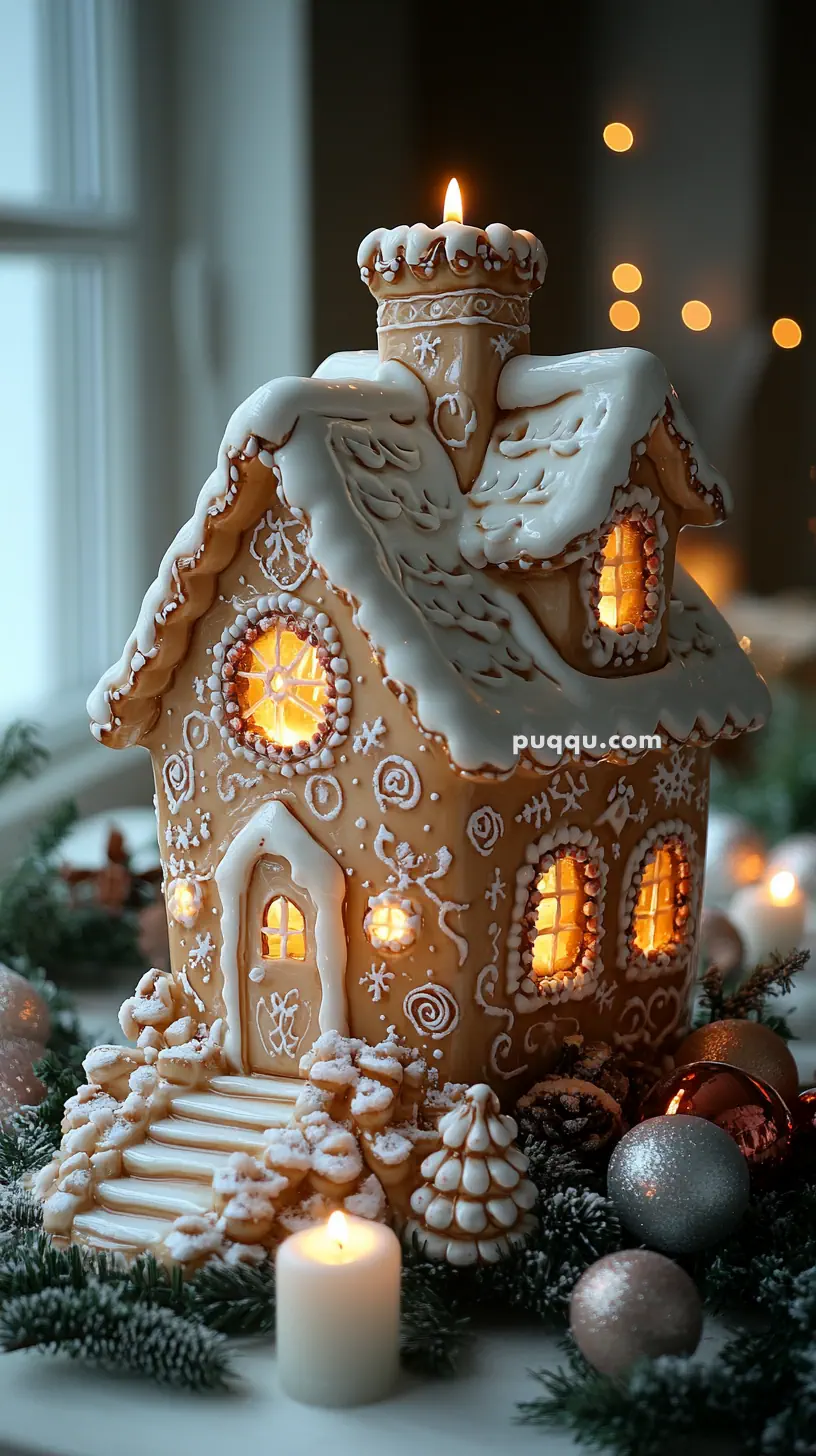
left=88, top=352, right=768, bottom=770
left=460, top=349, right=731, bottom=568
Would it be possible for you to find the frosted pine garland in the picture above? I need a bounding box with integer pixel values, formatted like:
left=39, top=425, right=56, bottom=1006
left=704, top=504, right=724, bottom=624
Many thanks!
left=0, top=1285, right=231, bottom=1391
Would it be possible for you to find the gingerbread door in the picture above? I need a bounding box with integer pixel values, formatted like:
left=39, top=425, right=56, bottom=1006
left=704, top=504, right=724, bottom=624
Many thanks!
left=241, top=856, right=317, bottom=1074
left=214, top=799, right=349, bottom=1075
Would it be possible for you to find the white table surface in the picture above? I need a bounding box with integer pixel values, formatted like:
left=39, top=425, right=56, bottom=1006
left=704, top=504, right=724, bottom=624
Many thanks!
left=0, top=1321, right=733, bottom=1456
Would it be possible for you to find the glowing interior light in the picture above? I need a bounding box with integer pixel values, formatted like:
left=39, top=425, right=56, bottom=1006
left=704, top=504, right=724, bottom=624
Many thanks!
left=772, top=317, right=803, bottom=349
left=328, top=1210, right=347, bottom=1245
left=365, top=898, right=416, bottom=951
left=603, top=122, right=634, bottom=152
left=666, top=1090, right=685, bottom=1115
left=633, top=847, right=679, bottom=954
left=234, top=622, right=329, bottom=748
left=443, top=177, right=463, bottom=223
left=769, top=870, right=797, bottom=905
left=609, top=299, right=640, bottom=332
left=531, top=856, right=584, bottom=980
left=681, top=300, right=712, bottom=331
left=612, top=262, right=643, bottom=293
left=597, top=518, right=648, bottom=631
left=262, top=896, right=306, bottom=960
left=167, top=877, right=201, bottom=928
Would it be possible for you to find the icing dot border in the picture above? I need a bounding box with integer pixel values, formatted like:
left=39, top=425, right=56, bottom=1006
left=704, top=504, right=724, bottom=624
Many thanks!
left=209, top=595, right=350, bottom=778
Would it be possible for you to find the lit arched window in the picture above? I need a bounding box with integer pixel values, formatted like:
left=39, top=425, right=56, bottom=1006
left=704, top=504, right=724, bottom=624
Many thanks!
left=597, top=515, right=649, bottom=632
left=262, top=896, right=306, bottom=960
left=530, top=854, right=586, bottom=981
left=633, top=839, right=691, bottom=956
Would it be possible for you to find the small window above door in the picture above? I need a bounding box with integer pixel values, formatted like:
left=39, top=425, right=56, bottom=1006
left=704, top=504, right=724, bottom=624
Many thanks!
left=262, top=895, right=306, bottom=960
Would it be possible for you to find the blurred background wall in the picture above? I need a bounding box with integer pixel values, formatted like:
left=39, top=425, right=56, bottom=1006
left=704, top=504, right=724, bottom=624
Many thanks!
left=0, top=0, right=813, bottom=841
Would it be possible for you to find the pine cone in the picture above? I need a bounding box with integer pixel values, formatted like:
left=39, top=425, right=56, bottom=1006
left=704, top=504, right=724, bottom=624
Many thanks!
left=515, top=1077, right=623, bottom=1154
left=554, top=1036, right=630, bottom=1107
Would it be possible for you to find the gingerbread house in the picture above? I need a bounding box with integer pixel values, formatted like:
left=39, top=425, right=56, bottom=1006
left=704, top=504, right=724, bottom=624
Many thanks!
left=38, top=218, right=769, bottom=1256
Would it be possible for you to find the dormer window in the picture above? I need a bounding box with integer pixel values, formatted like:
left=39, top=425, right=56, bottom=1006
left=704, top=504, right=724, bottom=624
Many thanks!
left=583, top=494, right=666, bottom=668
left=597, top=516, right=650, bottom=632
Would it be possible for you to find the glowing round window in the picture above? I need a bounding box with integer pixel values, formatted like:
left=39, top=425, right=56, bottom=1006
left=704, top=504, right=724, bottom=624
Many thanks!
left=221, top=613, right=338, bottom=761
left=364, top=891, right=420, bottom=953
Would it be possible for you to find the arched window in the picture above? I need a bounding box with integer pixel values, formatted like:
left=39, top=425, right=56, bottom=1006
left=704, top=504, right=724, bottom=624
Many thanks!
left=597, top=515, right=650, bottom=632
left=531, top=854, right=585, bottom=981
left=632, top=838, right=691, bottom=957
left=262, top=896, right=306, bottom=960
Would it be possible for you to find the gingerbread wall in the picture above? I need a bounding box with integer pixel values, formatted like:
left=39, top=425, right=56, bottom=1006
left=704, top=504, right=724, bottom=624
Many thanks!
left=144, top=483, right=710, bottom=1100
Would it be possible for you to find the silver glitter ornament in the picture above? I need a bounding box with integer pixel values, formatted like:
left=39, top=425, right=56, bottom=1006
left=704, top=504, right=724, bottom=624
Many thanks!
left=0, top=1037, right=46, bottom=1125
left=608, top=1115, right=750, bottom=1253
left=570, top=1249, right=703, bottom=1377
left=0, top=964, right=50, bottom=1043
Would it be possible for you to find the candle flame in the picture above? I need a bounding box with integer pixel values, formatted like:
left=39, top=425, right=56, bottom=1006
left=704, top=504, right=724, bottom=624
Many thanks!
left=769, top=870, right=797, bottom=905
left=443, top=177, right=463, bottom=224
left=327, top=1210, right=348, bottom=1245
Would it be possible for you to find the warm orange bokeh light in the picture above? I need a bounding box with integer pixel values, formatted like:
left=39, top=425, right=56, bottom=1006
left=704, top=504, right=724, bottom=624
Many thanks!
left=443, top=177, right=463, bottom=223
left=603, top=122, right=634, bottom=152
left=633, top=848, right=679, bottom=954
left=772, top=317, right=803, bottom=349
left=769, top=870, right=797, bottom=906
left=612, top=263, right=643, bottom=293
left=609, top=299, right=640, bottom=331
left=598, top=517, right=648, bottom=631
left=731, top=846, right=765, bottom=887
left=681, top=300, right=712, bottom=331
left=532, top=857, right=585, bottom=980
left=262, top=896, right=306, bottom=960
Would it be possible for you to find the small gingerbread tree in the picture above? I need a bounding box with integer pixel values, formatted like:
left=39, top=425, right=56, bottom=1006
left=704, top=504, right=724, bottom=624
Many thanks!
left=405, top=1084, right=537, bottom=1266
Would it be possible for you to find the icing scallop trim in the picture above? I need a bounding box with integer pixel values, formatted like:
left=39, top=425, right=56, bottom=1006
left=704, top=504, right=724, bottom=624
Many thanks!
left=357, top=223, right=546, bottom=287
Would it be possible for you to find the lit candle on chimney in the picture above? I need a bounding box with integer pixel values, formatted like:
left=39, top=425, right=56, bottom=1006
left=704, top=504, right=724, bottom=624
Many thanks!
left=357, top=180, right=546, bottom=491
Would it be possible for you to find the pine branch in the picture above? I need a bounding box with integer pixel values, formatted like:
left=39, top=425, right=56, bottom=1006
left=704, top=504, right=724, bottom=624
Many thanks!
left=0, top=1184, right=42, bottom=1241
left=186, top=1259, right=276, bottom=1335
left=0, top=1111, right=58, bottom=1185
left=0, top=1285, right=232, bottom=1391
left=720, top=948, right=809, bottom=1021
left=0, top=723, right=47, bottom=791
left=400, top=1262, right=472, bottom=1374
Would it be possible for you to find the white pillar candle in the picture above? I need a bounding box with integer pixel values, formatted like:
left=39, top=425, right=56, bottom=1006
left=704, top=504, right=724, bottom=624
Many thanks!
left=275, top=1211, right=401, bottom=1407
left=730, top=871, right=807, bottom=968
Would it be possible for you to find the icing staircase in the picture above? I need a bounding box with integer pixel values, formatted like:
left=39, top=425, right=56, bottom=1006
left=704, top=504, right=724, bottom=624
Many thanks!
left=72, top=1074, right=302, bottom=1253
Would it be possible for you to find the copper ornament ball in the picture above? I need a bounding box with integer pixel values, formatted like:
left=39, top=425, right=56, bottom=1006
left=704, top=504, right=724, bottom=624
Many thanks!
left=674, top=1019, right=799, bottom=1107
left=570, top=1249, right=703, bottom=1377
left=640, top=1060, right=793, bottom=1175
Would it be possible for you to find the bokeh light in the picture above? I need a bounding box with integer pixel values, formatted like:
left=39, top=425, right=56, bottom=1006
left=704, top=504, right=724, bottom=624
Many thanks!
left=612, top=263, right=643, bottom=293
left=603, top=122, right=634, bottom=152
left=609, top=299, right=640, bottom=331
left=772, top=317, right=802, bottom=349
left=681, top=300, right=712, bottom=331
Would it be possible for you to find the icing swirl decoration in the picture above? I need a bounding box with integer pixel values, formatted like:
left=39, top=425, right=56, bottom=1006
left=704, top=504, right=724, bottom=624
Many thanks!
left=305, top=773, right=344, bottom=822
left=432, top=390, right=478, bottom=451
left=373, top=755, right=422, bottom=812
left=162, top=752, right=194, bottom=815
left=403, top=982, right=460, bottom=1040
left=467, top=805, right=505, bottom=857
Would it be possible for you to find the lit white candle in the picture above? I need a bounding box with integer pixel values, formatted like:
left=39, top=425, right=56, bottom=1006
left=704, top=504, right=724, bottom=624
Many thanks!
left=730, top=870, right=807, bottom=968
left=275, top=1211, right=401, bottom=1407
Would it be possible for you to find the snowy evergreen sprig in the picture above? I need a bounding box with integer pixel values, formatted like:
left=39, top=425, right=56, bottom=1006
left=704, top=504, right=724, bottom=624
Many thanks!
left=0, top=1284, right=232, bottom=1392
left=185, top=1259, right=276, bottom=1336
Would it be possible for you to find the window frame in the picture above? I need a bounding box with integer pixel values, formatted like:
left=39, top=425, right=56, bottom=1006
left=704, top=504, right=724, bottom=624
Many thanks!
left=0, top=0, right=175, bottom=840
left=506, top=825, right=607, bottom=1011
left=619, top=821, right=698, bottom=981
left=581, top=487, right=668, bottom=670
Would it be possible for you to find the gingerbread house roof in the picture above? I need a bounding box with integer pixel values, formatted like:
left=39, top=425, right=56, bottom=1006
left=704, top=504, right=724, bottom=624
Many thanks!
left=88, top=350, right=769, bottom=772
